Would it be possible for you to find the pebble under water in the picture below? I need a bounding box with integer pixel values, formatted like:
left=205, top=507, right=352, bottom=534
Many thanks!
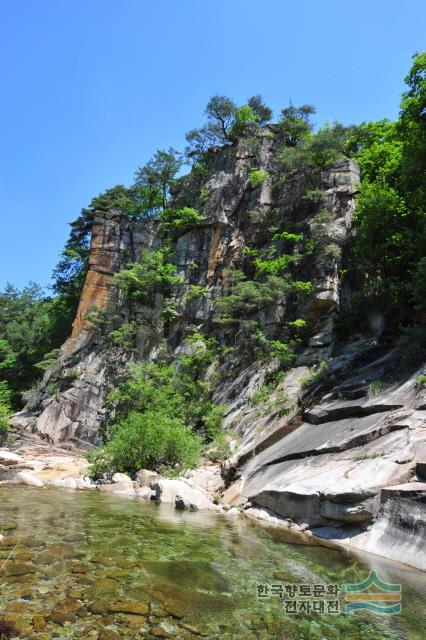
left=0, top=486, right=425, bottom=639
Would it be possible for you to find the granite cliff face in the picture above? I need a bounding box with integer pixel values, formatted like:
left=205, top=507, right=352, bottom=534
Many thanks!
left=13, top=137, right=426, bottom=570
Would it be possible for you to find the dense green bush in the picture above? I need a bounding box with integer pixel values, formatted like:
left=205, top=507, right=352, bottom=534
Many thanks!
left=114, top=247, right=183, bottom=302
left=248, top=168, right=269, bottom=188
left=0, top=381, right=11, bottom=432
left=88, top=410, right=202, bottom=477
left=88, top=339, right=225, bottom=477
left=158, top=207, right=206, bottom=233
left=216, top=271, right=289, bottom=323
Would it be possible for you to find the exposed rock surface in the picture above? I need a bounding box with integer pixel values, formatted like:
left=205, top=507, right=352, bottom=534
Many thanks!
left=152, top=479, right=219, bottom=511
left=7, top=139, right=426, bottom=570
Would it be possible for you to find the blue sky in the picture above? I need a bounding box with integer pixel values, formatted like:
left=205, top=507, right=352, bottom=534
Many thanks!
left=1, top=0, right=425, bottom=290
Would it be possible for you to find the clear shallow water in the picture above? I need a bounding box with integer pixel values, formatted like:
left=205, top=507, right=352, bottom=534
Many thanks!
left=0, top=486, right=425, bottom=639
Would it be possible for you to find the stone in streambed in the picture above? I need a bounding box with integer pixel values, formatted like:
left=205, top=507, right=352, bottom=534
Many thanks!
left=108, top=601, right=149, bottom=615
left=152, top=479, right=218, bottom=510
left=49, top=476, right=78, bottom=489
left=0, top=450, right=22, bottom=465
left=4, top=562, right=36, bottom=576
left=49, top=610, right=77, bottom=625
left=88, top=600, right=110, bottom=615
left=13, top=471, right=44, bottom=487
left=99, top=481, right=136, bottom=496
left=32, top=615, right=46, bottom=631
left=112, top=472, right=132, bottom=483
left=136, top=468, right=159, bottom=486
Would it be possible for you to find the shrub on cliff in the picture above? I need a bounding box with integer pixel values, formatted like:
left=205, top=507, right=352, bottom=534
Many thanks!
left=114, top=247, right=183, bottom=303
left=247, top=168, right=269, bottom=189
left=158, top=207, right=206, bottom=233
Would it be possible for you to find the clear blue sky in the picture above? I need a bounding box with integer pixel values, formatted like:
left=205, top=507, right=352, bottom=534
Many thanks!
left=1, top=0, right=425, bottom=290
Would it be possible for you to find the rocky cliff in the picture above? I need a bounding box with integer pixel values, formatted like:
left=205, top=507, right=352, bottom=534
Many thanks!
left=13, top=136, right=426, bottom=570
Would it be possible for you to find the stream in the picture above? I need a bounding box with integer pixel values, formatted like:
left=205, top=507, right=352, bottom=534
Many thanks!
left=0, top=486, right=425, bottom=639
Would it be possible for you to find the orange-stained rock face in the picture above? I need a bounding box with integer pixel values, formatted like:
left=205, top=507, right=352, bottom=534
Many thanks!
left=65, top=211, right=123, bottom=353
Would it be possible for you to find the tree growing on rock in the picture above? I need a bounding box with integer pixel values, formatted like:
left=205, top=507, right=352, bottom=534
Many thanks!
left=134, top=147, right=183, bottom=210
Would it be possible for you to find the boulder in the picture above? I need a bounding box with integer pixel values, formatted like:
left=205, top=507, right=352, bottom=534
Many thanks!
left=152, top=479, right=219, bottom=511
left=13, top=471, right=44, bottom=487
left=112, top=472, right=132, bottom=484
left=0, top=451, right=22, bottom=465
left=49, top=477, right=78, bottom=489
left=99, top=481, right=136, bottom=496
left=75, top=476, right=96, bottom=490
left=136, top=486, right=153, bottom=500
left=175, top=495, right=198, bottom=511
left=135, top=468, right=159, bottom=486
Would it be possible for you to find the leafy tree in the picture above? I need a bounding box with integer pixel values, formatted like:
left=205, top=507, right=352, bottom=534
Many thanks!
left=134, top=148, right=182, bottom=209
left=399, top=51, right=426, bottom=205
left=277, top=103, right=315, bottom=147
left=247, top=95, right=273, bottom=125
left=341, top=52, right=426, bottom=331
left=0, top=381, right=12, bottom=432
left=0, top=283, right=72, bottom=405
left=204, top=95, right=237, bottom=141
left=229, top=105, right=259, bottom=140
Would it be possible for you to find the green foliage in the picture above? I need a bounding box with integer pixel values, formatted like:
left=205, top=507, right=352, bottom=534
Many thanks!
left=271, top=231, right=302, bottom=242
left=35, top=348, right=61, bottom=371
left=353, top=182, right=411, bottom=301
left=107, top=322, right=138, bottom=348
left=134, top=148, right=182, bottom=210
left=162, top=300, right=179, bottom=322
left=0, top=283, right=74, bottom=406
left=254, top=254, right=297, bottom=276
left=89, top=334, right=225, bottom=477
left=247, top=95, right=273, bottom=125
left=341, top=53, right=426, bottom=330
left=300, top=361, right=328, bottom=389
left=277, top=103, right=315, bottom=147
left=158, top=207, right=206, bottom=233
left=205, top=95, right=237, bottom=141
left=324, top=243, right=342, bottom=261
left=247, top=168, right=269, bottom=188
left=229, top=105, right=259, bottom=139
left=399, top=52, right=426, bottom=207
left=251, top=329, right=296, bottom=366
left=87, top=410, right=202, bottom=478
left=185, top=94, right=272, bottom=160
left=114, top=247, right=183, bottom=303
left=368, top=380, right=387, bottom=397
left=289, top=318, right=306, bottom=328
left=184, top=285, right=208, bottom=302
left=0, top=381, right=11, bottom=432
left=306, top=121, right=348, bottom=168
left=268, top=340, right=296, bottom=365
left=216, top=272, right=289, bottom=323
left=416, top=376, right=426, bottom=387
